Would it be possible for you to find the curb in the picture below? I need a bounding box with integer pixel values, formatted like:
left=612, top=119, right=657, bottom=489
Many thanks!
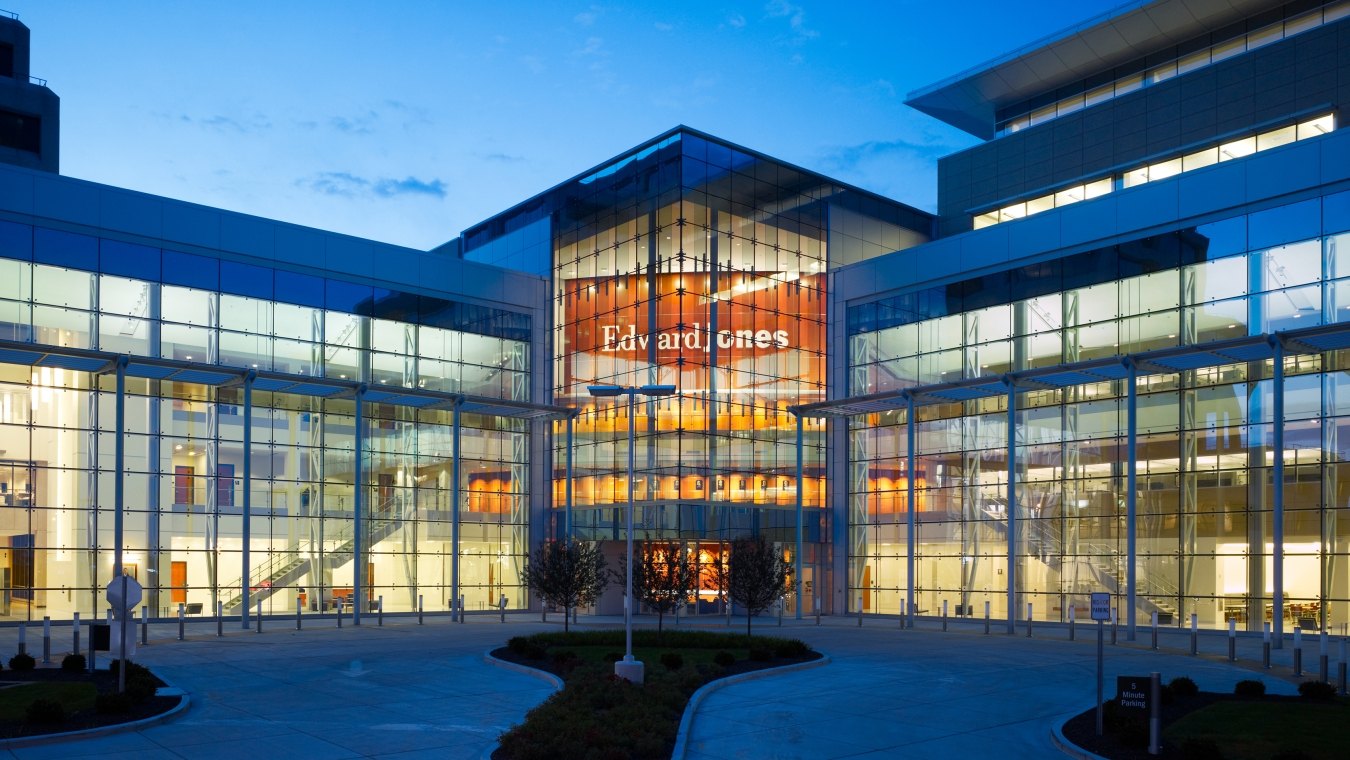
left=1049, top=714, right=1110, bottom=760
left=481, top=650, right=565, bottom=691
left=672, top=653, right=832, bottom=760
left=0, top=672, right=191, bottom=749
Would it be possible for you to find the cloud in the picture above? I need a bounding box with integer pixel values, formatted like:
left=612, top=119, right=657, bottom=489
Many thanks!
left=819, top=138, right=952, bottom=172
left=764, top=0, right=818, bottom=43
left=574, top=7, right=601, bottom=26
left=573, top=36, right=606, bottom=57
left=301, top=172, right=447, bottom=199
left=330, top=111, right=379, bottom=135
left=654, top=22, right=674, bottom=32
left=726, top=13, right=746, bottom=28
left=482, top=152, right=525, bottom=163
left=325, top=101, right=432, bottom=136
left=172, top=113, right=271, bottom=133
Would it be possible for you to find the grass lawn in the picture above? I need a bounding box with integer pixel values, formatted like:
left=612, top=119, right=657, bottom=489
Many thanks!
left=493, top=630, right=818, bottom=759
left=0, top=682, right=96, bottom=721
left=1164, top=699, right=1349, bottom=759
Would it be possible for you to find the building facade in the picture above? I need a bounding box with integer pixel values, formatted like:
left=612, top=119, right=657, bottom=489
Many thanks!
left=0, top=0, right=1343, bottom=634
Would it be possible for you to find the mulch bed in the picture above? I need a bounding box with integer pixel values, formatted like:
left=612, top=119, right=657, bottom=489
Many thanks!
left=1061, top=692, right=1315, bottom=759
left=0, top=666, right=179, bottom=740
left=490, top=647, right=822, bottom=679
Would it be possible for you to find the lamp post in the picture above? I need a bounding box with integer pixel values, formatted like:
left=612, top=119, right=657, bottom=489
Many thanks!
left=588, top=383, right=676, bottom=685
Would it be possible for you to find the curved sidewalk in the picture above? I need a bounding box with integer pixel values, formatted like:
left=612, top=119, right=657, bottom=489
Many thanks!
left=681, top=619, right=1301, bottom=759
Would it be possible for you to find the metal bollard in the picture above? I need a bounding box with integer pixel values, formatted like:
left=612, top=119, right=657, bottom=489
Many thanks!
left=1148, top=672, right=1162, bottom=755
left=899, top=598, right=905, bottom=629
left=1293, top=628, right=1303, bottom=677
left=217, top=601, right=224, bottom=637
left=378, top=596, right=384, bottom=627
left=942, top=600, right=948, bottom=632
left=1339, top=638, right=1348, bottom=696
left=178, top=604, right=185, bottom=641
left=1069, top=605, right=1075, bottom=642
left=857, top=596, right=863, bottom=628
left=296, top=596, right=303, bottom=630
left=1111, top=606, right=1118, bottom=645
left=141, top=606, right=149, bottom=646
left=338, top=601, right=344, bottom=628
left=418, top=594, right=424, bottom=625
left=984, top=600, right=990, bottom=635
left=814, top=597, right=821, bottom=626
left=16, top=623, right=25, bottom=657
left=1026, top=602, right=1033, bottom=638
left=1190, top=613, right=1198, bottom=655
left=256, top=600, right=263, bottom=634
left=42, top=616, right=50, bottom=664
left=1263, top=623, right=1272, bottom=668
left=459, top=595, right=466, bottom=625
left=1320, top=630, right=1329, bottom=682
left=1228, top=618, right=1236, bottom=662
left=73, top=612, right=80, bottom=656
left=1150, top=611, right=1158, bottom=650
left=500, top=595, right=507, bottom=624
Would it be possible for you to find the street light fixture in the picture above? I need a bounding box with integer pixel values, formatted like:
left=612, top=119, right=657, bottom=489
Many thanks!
left=587, top=382, right=676, bottom=684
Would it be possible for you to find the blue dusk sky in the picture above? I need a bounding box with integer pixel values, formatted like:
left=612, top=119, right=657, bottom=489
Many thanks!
left=23, top=1, right=1121, bottom=251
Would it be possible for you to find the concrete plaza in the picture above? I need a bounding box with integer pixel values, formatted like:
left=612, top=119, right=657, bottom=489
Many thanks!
left=0, top=611, right=1317, bottom=759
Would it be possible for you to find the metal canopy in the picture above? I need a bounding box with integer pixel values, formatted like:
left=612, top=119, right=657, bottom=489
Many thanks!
left=791, top=322, right=1350, bottom=420
left=0, top=338, right=572, bottom=420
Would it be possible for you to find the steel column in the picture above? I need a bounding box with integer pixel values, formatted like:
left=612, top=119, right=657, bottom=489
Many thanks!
left=1005, top=378, right=1017, bottom=635
left=1126, top=359, right=1138, bottom=641
left=906, top=393, right=917, bottom=630
left=565, top=411, right=575, bottom=542
left=1272, top=340, right=1285, bottom=647
left=451, top=398, right=462, bottom=621
left=113, top=356, right=127, bottom=578
left=353, top=385, right=366, bottom=625
left=241, top=370, right=254, bottom=629
left=795, top=412, right=804, bottom=619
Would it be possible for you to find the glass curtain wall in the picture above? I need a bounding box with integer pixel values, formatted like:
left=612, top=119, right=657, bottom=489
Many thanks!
left=0, top=230, right=532, bottom=620
left=848, top=195, right=1350, bottom=632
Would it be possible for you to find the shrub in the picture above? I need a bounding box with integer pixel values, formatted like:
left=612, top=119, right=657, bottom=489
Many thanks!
left=660, top=652, right=683, bottom=671
left=748, top=647, right=771, bottom=662
left=521, top=642, right=546, bottom=660
left=61, top=653, right=86, bottom=672
left=550, top=649, right=577, bottom=666
left=1271, top=750, right=1313, bottom=760
left=24, top=698, right=65, bottom=725
left=605, top=651, right=624, bottom=663
left=109, top=659, right=151, bottom=679
left=713, top=651, right=736, bottom=667
left=773, top=638, right=809, bottom=659
left=1180, top=737, right=1225, bottom=760
left=126, top=674, right=158, bottom=702
left=7, top=653, right=34, bottom=671
left=1234, top=679, right=1266, bottom=697
left=95, top=692, right=133, bottom=714
left=1169, top=676, right=1199, bottom=697
left=1103, top=700, right=1148, bottom=748
left=506, top=636, right=529, bottom=654
left=1297, top=680, right=1336, bottom=700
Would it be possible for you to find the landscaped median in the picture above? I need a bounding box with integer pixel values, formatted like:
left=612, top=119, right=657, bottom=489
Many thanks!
left=489, top=629, right=822, bottom=759
left=1059, top=675, right=1348, bottom=759
left=0, top=653, right=184, bottom=745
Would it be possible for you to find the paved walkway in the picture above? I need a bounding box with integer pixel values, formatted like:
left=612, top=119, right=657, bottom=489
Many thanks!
left=0, top=611, right=1324, bottom=759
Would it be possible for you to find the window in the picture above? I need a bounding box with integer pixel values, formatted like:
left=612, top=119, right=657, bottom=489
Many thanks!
left=0, top=109, right=39, bottom=154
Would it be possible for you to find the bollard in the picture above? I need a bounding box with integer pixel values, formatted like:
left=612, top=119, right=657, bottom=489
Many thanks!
left=338, top=601, right=344, bottom=628
left=857, top=595, right=863, bottom=628
left=1263, top=623, right=1271, bottom=669
left=16, top=624, right=25, bottom=657
left=1339, top=638, right=1348, bottom=696
left=256, top=600, right=263, bottom=634
left=73, top=612, right=80, bottom=656
left=178, top=604, right=185, bottom=641
left=984, top=600, right=991, bottom=635
left=459, top=595, right=466, bottom=625
left=418, top=594, right=424, bottom=625
left=296, top=596, right=303, bottom=631
left=1190, top=613, right=1198, bottom=655
left=1228, top=618, right=1236, bottom=662
left=500, top=594, right=507, bottom=624
left=1294, top=628, right=1303, bottom=677
left=1069, top=604, right=1076, bottom=642
left=217, top=601, right=224, bottom=637
left=1026, top=602, right=1033, bottom=638
left=41, top=616, right=50, bottom=664
left=814, top=597, right=821, bottom=626
left=141, top=606, right=149, bottom=646
left=378, top=596, right=384, bottom=627
left=1111, top=606, right=1118, bottom=645
left=899, top=598, right=906, bottom=629
left=1320, top=630, right=1329, bottom=682
left=942, top=600, right=948, bottom=632
left=1150, top=611, right=1158, bottom=650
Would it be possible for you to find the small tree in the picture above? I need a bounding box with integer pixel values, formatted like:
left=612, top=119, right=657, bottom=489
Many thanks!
left=706, top=545, right=730, bottom=615
left=727, top=536, right=790, bottom=636
left=630, top=542, right=697, bottom=635
left=524, top=539, right=608, bottom=632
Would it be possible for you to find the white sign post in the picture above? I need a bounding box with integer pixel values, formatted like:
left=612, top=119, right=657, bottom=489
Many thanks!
left=106, top=574, right=143, bottom=694
left=1090, top=592, right=1110, bottom=735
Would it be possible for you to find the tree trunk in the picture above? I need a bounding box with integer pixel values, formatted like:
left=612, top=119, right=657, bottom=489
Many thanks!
left=563, top=605, right=570, bottom=632
left=746, top=610, right=753, bottom=637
